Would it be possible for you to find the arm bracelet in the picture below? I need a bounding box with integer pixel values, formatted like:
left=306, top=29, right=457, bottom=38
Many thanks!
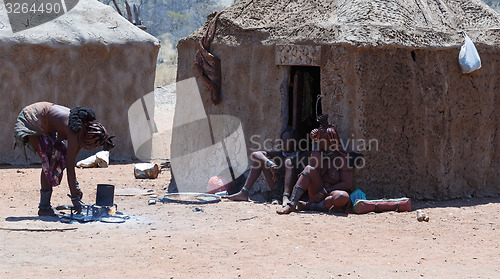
left=322, top=187, right=329, bottom=195
left=312, top=141, right=320, bottom=152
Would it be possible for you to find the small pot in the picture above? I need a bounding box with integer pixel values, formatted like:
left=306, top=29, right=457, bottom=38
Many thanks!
left=96, top=184, right=115, bottom=206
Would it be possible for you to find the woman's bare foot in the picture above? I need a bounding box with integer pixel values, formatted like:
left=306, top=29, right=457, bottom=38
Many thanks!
left=282, top=195, right=290, bottom=206
left=296, top=201, right=310, bottom=211
left=225, top=190, right=249, bottom=201
left=276, top=204, right=296, bottom=214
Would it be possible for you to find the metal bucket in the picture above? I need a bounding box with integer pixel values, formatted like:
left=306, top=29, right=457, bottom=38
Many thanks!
left=96, top=184, right=115, bottom=206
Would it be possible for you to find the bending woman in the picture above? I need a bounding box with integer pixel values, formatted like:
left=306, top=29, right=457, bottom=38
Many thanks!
left=14, top=102, right=113, bottom=216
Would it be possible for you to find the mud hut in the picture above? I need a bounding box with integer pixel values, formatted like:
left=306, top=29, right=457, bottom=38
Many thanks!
left=175, top=0, right=500, bottom=199
left=0, top=0, right=160, bottom=163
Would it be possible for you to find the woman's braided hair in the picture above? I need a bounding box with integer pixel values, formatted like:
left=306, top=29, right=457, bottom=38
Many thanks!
left=69, top=107, right=96, bottom=133
left=69, top=107, right=109, bottom=150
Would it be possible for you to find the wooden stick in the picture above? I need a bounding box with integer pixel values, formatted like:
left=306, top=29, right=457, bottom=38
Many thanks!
left=236, top=216, right=258, bottom=222
left=0, top=227, right=78, bottom=232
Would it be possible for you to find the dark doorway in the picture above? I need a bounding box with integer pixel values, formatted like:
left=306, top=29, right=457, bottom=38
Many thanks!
left=288, top=66, right=321, bottom=142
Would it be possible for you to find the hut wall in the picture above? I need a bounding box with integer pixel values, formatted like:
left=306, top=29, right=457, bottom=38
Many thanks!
left=174, top=40, right=290, bottom=190
left=321, top=44, right=499, bottom=199
left=176, top=40, right=289, bottom=158
left=177, top=38, right=499, bottom=199
left=1, top=43, right=159, bottom=163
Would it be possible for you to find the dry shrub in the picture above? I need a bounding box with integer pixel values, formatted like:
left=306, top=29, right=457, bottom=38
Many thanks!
left=155, top=33, right=178, bottom=87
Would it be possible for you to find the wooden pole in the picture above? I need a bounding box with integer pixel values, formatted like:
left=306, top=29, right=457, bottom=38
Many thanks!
left=112, top=0, right=122, bottom=16
left=125, top=1, right=133, bottom=23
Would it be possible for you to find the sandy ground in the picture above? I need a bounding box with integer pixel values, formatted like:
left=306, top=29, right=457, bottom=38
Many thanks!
left=0, top=164, right=499, bottom=279
left=1, top=89, right=499, bottom=278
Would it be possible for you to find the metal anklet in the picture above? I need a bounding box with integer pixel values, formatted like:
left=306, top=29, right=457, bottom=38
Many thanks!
left=265, top=160, right=275, bottom=168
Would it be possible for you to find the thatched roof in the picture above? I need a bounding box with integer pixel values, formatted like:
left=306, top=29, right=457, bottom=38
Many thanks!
left=0, top=0, right=158, bottom=46
left=187, top=0, right=500, bottom=48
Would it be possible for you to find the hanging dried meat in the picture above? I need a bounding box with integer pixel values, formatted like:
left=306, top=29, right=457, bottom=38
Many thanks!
left=194, top=12, right=223, bottom=104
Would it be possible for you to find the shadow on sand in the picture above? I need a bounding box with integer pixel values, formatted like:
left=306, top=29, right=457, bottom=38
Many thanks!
left=5, top=216, right=61, bottom=223
left=411, top=197, right=500, bottom=210
left=297, top=210, right=349, bottom=217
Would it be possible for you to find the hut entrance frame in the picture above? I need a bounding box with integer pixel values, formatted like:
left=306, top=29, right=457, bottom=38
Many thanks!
left=287, top=66, right=321, bottom=140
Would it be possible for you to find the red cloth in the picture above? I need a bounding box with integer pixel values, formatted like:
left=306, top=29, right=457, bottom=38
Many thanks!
left=353, top=198, right=411, bottom=214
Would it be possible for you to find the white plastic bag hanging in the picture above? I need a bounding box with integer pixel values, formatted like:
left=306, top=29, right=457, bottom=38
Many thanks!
left=458, top=32, right=481, bottom=73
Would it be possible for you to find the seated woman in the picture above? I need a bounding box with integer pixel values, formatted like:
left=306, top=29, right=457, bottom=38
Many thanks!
left=226, top=128, right=307, bottom=205
left=277, top=114, right=352, bottom=214
left=14, top=102, right=114, bottom=216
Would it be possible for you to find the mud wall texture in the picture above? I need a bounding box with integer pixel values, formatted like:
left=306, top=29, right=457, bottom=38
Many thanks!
left=1, top=43, right=159, bottom=163
left=177, top=39, right=498, bottom=199
left=176, top=39, right=289, bottom=158
left=322, top=44, right=499, bottom=199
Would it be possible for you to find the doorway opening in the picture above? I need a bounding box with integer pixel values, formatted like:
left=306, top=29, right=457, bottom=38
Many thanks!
left=287, top=66, right=321, bottom=143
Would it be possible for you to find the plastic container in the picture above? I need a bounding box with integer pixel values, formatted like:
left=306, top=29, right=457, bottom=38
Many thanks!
left=207, top=175, right=228, bottom=194
left=350, top=189, right=366, bottom=204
